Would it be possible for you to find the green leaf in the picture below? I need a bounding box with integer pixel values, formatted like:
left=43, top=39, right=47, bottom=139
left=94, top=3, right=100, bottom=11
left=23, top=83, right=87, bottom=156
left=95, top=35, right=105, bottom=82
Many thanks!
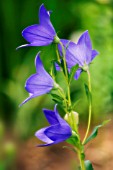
left=84, top=119, right=111, bottom=145
left=52, top=99, right=63, bottom=105
left=51, top=93, right=64, bottom=101
left=69, top=64, right=79, bottom=83
left=85, top=160, right=94, bottom=170
left=84, top=84, right=92, bottom=103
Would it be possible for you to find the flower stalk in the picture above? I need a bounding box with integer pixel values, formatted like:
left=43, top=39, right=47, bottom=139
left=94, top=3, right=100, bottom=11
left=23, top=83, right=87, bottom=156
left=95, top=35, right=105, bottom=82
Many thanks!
left=82, top=69, right=92, bottom=144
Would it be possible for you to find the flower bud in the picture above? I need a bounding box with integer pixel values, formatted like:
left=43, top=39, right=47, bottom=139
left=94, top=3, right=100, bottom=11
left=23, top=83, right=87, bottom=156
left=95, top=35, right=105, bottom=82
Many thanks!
left=64, top=111, right=79, bottom=131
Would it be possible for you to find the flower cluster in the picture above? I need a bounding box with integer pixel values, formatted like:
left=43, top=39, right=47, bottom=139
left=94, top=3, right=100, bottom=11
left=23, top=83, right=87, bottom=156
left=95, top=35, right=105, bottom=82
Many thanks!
left=18, top=4, right=98, bottom=147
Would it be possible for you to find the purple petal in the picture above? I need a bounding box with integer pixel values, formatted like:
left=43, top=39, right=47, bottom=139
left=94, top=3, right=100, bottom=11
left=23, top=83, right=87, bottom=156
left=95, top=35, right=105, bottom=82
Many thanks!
left=21, top=24, right=54, bottom=47
left=91, top=50, right=99, bottom=61
left=45, top=124, right=72, bottom=142
left=39, top=4, right=56, bottom=36
left=35, top=105, right=72, bottom=147
left=25, top=73, right=53, bottom=94
left=74, top=68, right=82, bottom=80
left=74, top=31, right=92, bottom=65
left=54, top=105, right=69, bottom=125
left=35, top=127, right=53, bottom=144
left=20, top=53, right=54, bottom=106
left=43, top=109, right=59, bottom=125
left=59, top=39, right=81, bottom=67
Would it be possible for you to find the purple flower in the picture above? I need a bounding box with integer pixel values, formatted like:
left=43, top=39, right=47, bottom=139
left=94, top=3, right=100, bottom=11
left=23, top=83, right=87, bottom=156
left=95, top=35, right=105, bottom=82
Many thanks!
left=20, top=52, right=54, bottom=106
left=17, top=4, right=60, bottom=49
left=59, top=31, right=99, bottom=79
left=35, top=105, right=72, bottom=146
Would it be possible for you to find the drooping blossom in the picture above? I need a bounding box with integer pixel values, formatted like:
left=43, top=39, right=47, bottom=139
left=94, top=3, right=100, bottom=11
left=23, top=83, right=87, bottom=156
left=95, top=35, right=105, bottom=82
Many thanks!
left=59, top=31, right=99, bottom=79
left=17, top=4, right=60, bottom=49
left=35, top=105, right=72, bottom=146
left=20, top=52, right=54, bottom=106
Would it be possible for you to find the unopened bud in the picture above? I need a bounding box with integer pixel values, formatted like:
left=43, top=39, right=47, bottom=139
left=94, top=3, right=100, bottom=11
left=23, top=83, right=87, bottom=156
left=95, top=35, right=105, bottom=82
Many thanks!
left=72, top=111, right=79, bottom=125
left=64, top=111, right=79, bottom=125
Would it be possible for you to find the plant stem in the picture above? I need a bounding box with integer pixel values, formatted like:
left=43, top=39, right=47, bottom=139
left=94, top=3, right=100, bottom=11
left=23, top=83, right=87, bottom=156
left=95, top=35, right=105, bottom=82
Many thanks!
left=59, top=42, right=68, bottom=79
left=56, top=44, right=60, bottom=62
left=77, top=150, right=86, bottom=170
left=59, top=41, right=72, bottom=108
left=82, top=69, right=92, bottom=144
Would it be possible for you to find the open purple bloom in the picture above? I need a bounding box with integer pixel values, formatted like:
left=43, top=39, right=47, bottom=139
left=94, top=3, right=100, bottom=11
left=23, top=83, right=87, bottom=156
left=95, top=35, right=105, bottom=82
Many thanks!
left=17, top=4, right=59, bottom=49
left=35, top=105, right=72, bottom=146
left=59, top=31, right=99, bottom=79
left=20, top=52, right=54, bottom=106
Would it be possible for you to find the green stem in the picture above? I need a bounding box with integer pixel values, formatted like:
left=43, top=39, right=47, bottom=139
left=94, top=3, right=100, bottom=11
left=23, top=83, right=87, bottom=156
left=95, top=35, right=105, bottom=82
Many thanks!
left=77, top=150, right=86, bottom=170
left=59, top=41, right=68, bottom=79
left=57, top=87, right=68, bottom=112
left=56, top=44, right=60, bottom=62
left=59, top=41, right=72, bottom=108
left=82, top=70, right=91, bottom=144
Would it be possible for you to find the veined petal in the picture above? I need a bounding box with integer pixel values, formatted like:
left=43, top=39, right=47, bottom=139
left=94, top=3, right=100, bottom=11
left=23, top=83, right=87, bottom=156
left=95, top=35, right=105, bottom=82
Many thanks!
left=20, top=53, right=54, bottom=106
left=21, top=24, right=54, bottom=46
left=39, top=4, right=56, bottom=36
left=17, top=4, right=56, bottom=49
left=45, top=124, right=72, bottom=142
left=59, top=39, right=82, bottom=67
left=25, top=73, right=53, bottom=93
left=74, top=68, right=82, bottom=80
left=77, top=30, right=92, bottom=65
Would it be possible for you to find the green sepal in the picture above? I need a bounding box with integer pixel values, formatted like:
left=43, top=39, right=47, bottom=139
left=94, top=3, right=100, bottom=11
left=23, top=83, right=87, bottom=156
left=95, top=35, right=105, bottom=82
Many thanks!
left=84, top=84, right=92, bottom=103
left=85, top=160, right=94, bottom=170
left=66, top=134, right=80, bottom=149
left=84, top=119, right=111, bottom=145
left=69, top=64, right=79, bottom=84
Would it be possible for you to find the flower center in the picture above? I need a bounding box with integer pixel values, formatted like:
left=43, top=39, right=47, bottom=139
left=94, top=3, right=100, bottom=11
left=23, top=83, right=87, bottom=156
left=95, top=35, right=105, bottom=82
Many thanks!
left=53, top=35, right=60, bottom=44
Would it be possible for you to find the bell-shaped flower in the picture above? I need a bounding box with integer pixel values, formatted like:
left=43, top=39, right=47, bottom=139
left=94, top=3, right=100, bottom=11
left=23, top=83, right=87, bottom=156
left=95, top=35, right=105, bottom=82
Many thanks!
left=20, top=52, right=54, bottom=106
left=35, top=105, right=72, bottom=146
left=17, top=4, right=60, bottom=49
left=59, top=31, right=99, bottom=79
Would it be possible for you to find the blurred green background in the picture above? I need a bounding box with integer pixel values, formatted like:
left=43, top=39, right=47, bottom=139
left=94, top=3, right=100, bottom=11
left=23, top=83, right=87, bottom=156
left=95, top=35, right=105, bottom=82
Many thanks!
left=0, top=0, right=113, bottom=168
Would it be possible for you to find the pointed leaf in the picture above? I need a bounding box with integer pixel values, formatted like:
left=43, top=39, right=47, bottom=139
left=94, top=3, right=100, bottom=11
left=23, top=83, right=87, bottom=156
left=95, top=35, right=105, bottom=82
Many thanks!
left=84, top=84, right=92, bottom=103
left=84, top=119, right=111, bottom=145
left=52, top=99, right=63, bottom=105
left=51, top=93, right=64, bottom=101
